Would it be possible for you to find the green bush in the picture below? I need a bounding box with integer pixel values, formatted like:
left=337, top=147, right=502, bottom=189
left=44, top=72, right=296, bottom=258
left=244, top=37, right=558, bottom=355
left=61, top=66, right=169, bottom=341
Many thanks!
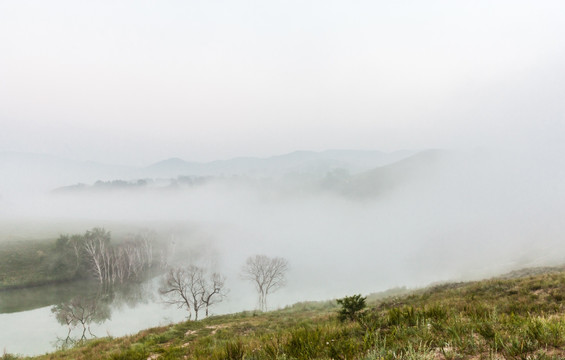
left=336, top=294, right=366, bottom=322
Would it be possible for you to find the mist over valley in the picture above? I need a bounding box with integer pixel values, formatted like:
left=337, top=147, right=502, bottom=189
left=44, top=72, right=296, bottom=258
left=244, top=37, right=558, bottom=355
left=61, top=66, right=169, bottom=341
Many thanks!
left=2, top=1, right=565, bottom=357
left=2, top=148, right=563, bottom=307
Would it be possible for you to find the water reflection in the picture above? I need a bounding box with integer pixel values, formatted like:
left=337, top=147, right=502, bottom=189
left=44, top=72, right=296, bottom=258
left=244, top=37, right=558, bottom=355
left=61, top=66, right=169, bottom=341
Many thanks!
left=50, top=280, right=155, bottom=345
left=0, top=277, right=186, bottom=356
left=0, top=278, right=155, bottom=315
left=0, top=280, right=93, bottom=314
left=52, top=294, right=111, bottom=344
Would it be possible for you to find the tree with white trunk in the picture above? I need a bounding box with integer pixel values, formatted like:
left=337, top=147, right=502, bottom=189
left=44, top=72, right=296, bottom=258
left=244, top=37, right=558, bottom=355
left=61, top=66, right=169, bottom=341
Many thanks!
left=241, top=255, right=289, bottom=312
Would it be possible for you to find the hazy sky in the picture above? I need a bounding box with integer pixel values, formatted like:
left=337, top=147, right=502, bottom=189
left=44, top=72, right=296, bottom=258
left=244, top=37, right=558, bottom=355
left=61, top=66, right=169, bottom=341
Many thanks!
left=1, top=0, right=564, bottom=165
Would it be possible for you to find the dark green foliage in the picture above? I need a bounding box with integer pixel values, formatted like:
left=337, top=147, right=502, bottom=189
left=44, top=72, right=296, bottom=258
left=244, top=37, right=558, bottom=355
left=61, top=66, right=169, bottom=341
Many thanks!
left=356, top=309, right=384, bottom=332
left=224, top=340, right=245, bottom=360
left=50, top=234, right=86, bottom=280
left=388, top=306, right=418, bottom=326
left=423, top=304, right=448, bottom=322
left=336, top=294, right=366, bottom=321
left=476, top=321, right=496, bottom=341
left=285, top=326, right=324, bottom=359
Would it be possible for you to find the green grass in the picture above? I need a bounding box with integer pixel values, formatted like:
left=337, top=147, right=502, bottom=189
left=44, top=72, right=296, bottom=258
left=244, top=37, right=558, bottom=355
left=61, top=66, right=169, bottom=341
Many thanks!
left=3, top=267, right=562, bottom=360
left=0, top=239, right=75, bottom=290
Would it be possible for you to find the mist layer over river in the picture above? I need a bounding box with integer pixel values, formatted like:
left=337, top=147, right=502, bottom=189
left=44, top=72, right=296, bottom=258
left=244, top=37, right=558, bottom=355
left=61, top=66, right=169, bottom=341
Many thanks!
left=1, top=150, right=565, bottom=356
left=8, top=151, right=563, bottom=288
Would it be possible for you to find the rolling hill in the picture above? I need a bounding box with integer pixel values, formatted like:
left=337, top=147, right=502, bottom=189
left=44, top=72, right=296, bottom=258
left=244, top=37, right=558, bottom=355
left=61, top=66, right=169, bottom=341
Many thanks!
left=16, top=265, right=565, bottom=360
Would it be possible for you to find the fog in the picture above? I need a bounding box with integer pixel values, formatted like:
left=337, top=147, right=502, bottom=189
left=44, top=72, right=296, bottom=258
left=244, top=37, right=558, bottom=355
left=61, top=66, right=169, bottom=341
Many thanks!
left=2, top=1, right=565, bottom=164
left=2, top=0, right=565, bottom=316
left=2, top=148, right=565, bottom=312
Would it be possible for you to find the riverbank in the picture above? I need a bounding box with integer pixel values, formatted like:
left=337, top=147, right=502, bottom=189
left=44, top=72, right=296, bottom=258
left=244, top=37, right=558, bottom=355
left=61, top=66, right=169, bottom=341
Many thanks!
left=0, top=226, right=166, bottom=292
left=0, top=238, right=77, bottom=291
left=6, top=266, right=565, bottom=360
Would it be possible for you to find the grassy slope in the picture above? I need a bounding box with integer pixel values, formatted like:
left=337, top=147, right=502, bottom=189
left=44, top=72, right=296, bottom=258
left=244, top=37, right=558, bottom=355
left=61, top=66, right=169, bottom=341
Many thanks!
left=9, top=267, right=565, bottom=360
left=0, top=239, right=72, bottom=290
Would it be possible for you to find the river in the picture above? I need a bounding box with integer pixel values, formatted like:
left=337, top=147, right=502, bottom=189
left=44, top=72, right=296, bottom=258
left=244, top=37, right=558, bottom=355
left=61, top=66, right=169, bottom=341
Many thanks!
left=0, top=277, right=188, bottom=356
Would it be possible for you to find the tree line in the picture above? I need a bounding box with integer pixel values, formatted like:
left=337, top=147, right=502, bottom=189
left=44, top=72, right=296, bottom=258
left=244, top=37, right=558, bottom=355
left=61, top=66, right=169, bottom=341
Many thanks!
left=54, top=228, right=158, bottom=285
left=54, top=227, right=291, bottom=322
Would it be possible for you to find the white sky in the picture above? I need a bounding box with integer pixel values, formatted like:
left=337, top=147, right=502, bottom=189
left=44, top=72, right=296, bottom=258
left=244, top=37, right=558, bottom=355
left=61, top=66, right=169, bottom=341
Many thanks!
left=1, top=0, right=564, bottom=165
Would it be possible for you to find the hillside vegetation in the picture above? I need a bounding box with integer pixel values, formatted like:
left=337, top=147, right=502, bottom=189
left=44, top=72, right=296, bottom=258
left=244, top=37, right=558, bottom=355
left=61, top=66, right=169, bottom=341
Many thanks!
left=0, top=229, right=160, bottom=291
left=6, top=267, right=565, bottom=360
left=0, top=239, right=74, bottom=290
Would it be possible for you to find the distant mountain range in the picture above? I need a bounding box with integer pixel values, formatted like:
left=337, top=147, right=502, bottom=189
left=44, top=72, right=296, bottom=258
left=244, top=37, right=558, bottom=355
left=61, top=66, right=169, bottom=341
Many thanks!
left=142, top=149, right=416, bottom=178
left=342, top=149, right=449, bottom=197
left=43, top=149, right=453, bottom=199
left=0, top=149, right=454, bottom=198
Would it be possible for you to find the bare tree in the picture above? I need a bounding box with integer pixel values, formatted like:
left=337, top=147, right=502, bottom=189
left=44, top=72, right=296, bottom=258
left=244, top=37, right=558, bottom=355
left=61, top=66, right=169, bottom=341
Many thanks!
left=113, top=244, right=129, bottom=283
left=82, top=228, right=111, bottom=284
left=242, top=255, right=288, bottom=311
left=69, top=234, right=84, bottom=274
left=51, top=295, right=110, bottom=343
left=134, top=229, right=156, bottom=266
left=199, top=272, right=227, bottom=317
left=80, top=228, right=157, bottom=285
left=122, top=240, right=144, bottom=278
left=159, top=265, right=207, bottom=320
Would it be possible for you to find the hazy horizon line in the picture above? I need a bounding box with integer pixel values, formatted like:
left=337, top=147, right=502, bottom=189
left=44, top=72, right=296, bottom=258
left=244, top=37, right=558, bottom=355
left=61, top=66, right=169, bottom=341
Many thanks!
left=0, top=147, right=425, bottom=168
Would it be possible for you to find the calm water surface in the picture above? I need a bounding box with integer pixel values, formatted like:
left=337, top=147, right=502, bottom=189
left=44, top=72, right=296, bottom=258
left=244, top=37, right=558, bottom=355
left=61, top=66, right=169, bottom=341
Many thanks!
left=0, top=277, right=187, bottom=356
